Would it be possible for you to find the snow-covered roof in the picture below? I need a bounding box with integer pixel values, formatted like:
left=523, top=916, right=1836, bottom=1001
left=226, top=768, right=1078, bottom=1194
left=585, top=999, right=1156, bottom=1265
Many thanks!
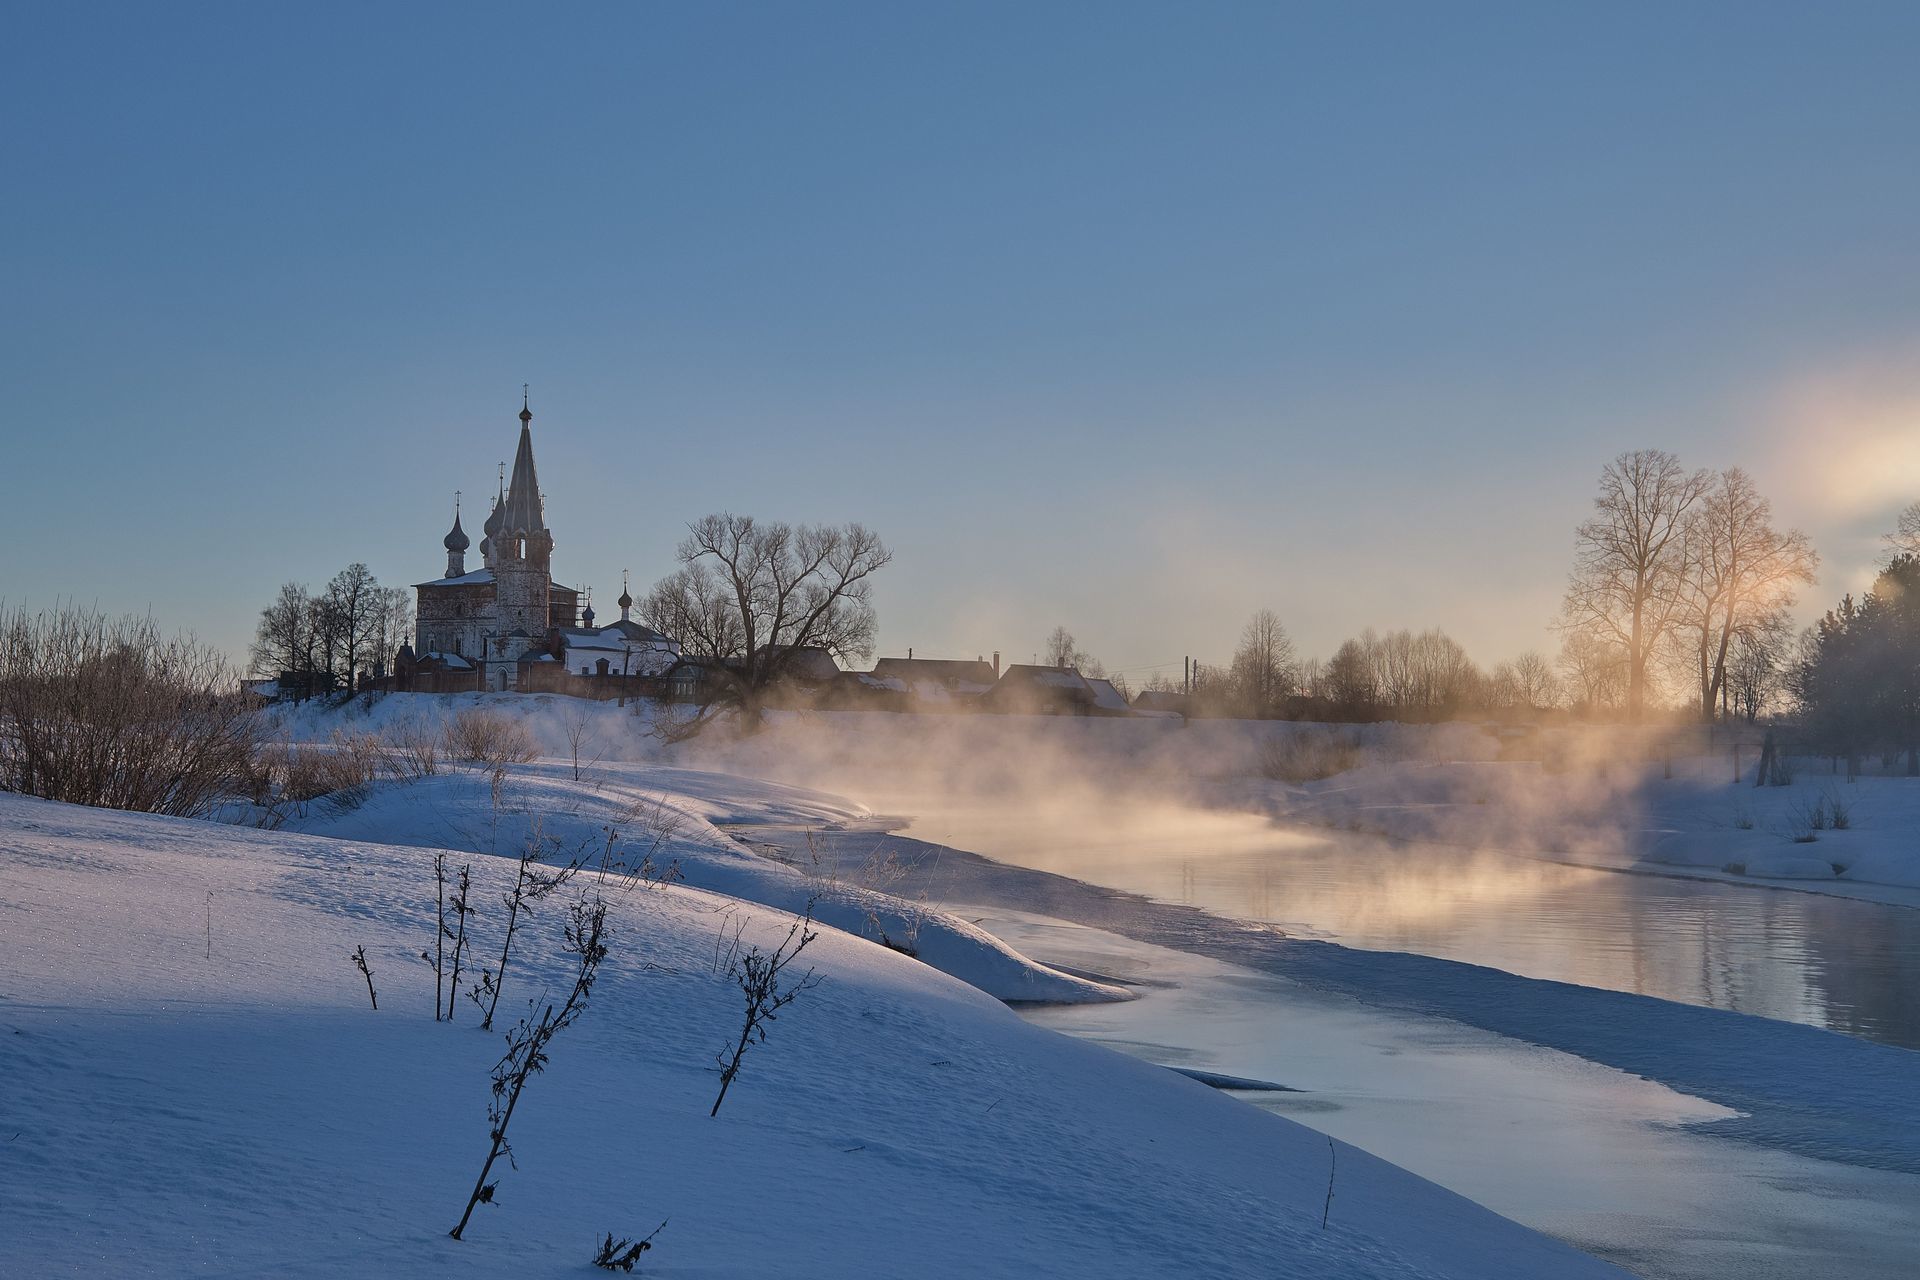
left=559, top=626, right=678, bottom=654
left=415, top=568, right=495, bottom=588
left=1083, top=678, right=1132, bottom=713
left=419, top=652, right=472, bottom=670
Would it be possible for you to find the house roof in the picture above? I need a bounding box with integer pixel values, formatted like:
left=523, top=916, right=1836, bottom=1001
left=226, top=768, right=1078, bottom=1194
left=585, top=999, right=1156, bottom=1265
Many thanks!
left=995, top=664, right=1093, bottom=691
left=982, top=666, right=1126, bottom=712
left=870, top=657, right=999, bottom=687
left=601, top=618, right=675, bottom=645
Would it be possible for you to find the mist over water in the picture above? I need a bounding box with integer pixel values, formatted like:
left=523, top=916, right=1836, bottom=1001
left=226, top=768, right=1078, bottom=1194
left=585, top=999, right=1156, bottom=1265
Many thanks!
left=681, top=711, right=1920, bottom=1050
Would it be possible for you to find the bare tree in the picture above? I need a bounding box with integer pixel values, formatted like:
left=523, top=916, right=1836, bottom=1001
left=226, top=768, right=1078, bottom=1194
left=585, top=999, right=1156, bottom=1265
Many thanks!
left=1676, top=468, right=1817, bottom=721
left=1726, top=609, right=1794, bottom=722
left=1562, top=450, right=1714, bottom=720
left=641, top=514, right=891, bottom=731
left=1322, top=636, right=1379, bottom=718
left=1040, top=626, right=1086, bottom=670
left=1557, top=627, right=1628, bottom=715
left=1368, top=628, right=1479, bottom=716
left=366, top=585, right=414, bottom=681
left=322, top=563, right=383, bottom=693
left=1229, top=610, right=1297, bottom=717
left=1508, top=651, right=1560, bottom=710
left=250, top=582, right=313, bottom=684
left=1883, top=500, right=1920, bottom=564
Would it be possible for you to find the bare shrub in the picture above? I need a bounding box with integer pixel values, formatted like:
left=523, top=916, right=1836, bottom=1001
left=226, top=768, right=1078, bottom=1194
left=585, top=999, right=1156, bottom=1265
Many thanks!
left=383, top=718, right=440, bottom=779
left=250, top=731, right=385, bottom=816
left=589, top=794, right=690, bottom=885
left=710, top=903, right=821, bottom=1117
left=473, top=819, right=590, bottom=1031
left=351, top=945, right=378, bottom=1010
left=1260, top=728, right=1366, bottom=783
left=592, top=1222, right=666, bottom=1272
left=443, top=708, right=537, bottom=770
left=450, top=893, right=609, bottom=1240
left=1825, top=789, right=1852, bottom=830
left=1782, top=797, right=1826, bottom=844
left=562, top=702, right=596, bottom=780
left=0, top=604, right=257, bottom=817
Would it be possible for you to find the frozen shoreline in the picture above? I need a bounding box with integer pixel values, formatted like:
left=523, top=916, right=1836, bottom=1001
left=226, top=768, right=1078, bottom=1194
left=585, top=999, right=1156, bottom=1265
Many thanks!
left=983, top=909, right=1920, bottom=1280
left=779, top=819, right=1920, bottom=1176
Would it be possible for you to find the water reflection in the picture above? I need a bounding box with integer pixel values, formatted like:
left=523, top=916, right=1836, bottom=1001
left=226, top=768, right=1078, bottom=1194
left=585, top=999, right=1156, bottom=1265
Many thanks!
left=906, top=801, right=1920, bottom=1051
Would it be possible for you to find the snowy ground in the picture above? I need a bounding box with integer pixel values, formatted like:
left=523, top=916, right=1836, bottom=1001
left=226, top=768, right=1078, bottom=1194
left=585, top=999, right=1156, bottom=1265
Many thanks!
left=0, top=789, right=1631, bottom=1279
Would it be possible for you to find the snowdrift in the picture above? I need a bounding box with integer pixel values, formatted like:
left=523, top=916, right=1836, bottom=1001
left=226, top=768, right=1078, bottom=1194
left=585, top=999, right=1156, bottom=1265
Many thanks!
left=268, top=763, right=1122, bottom=1005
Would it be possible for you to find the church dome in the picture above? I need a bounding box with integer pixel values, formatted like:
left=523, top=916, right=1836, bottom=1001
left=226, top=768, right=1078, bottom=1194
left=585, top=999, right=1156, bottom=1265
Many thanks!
left=443, top=512, right=470, bottom=552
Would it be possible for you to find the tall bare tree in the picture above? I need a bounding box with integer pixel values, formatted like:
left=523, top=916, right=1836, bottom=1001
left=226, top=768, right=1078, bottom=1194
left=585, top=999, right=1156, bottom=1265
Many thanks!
left=367, top=585, right=414, bottom=679
left=1507, top=650, right=1560, bottom=710
left=1562, top=450, right=1713, bottom=720
left=1675, top=468, right=1817, bottom=720
left=642, top=514, right=891, bottom=728
left=250, top=582, right=313, bottom=683
left=323, top=563, right=382, bottom=692
left=1726, top=609, right=1793, bottom=722
left=1322, top=636, right=1379, bottom=718
left=1229, top=610, right=1297, bottom=716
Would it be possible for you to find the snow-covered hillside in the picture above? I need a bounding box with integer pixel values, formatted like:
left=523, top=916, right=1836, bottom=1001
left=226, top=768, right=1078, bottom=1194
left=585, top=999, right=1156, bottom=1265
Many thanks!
left=270, top=762, right=1122, bottom=1005
left=0, top=791, right=1629, bottom=1279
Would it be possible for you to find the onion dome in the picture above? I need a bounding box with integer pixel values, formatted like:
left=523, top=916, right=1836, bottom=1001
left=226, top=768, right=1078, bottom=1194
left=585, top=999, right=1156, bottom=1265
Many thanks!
left=443, top=511, right=469, bottom=553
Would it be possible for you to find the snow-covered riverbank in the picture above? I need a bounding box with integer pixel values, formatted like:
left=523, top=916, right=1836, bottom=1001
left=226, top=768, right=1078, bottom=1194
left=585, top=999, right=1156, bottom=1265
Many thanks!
left=984, top=911, right=1920, bottom=1280
left=0, top=788, right=1627, bottom=1278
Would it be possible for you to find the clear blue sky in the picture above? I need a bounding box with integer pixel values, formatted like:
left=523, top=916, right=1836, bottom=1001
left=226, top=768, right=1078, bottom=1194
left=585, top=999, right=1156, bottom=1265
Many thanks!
left=6, top=3, right=1920, bottom=679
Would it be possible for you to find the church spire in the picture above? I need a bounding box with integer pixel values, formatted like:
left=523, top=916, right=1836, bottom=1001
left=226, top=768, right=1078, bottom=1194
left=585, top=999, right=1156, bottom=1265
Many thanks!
left=501, top=395, right=547, bottom=536
left=618, top=569, right=633, bottom=622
